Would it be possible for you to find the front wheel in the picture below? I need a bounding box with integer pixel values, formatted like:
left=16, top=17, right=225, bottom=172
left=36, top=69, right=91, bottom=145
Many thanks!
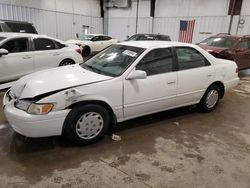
left=198, top=85, right=221, bottom=112
left=63, top=104, right=110, bottom=145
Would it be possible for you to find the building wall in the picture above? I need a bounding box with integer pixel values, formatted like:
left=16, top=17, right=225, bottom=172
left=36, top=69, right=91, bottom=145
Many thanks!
left=107, top=0, right=151, bottom=40
left=107, top=0, right=250, bottom=43
left=237, top=0, right=250, bottom=35
left=0, top=0, right=103, bottom=40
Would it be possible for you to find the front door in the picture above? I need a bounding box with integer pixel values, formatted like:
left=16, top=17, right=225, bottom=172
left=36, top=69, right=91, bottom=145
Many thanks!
left=124, top=47, right=177, bottom=119
left=0, top=37, right=34, bottom=83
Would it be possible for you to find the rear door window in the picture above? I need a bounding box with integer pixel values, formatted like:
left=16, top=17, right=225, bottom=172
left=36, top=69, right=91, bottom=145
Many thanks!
left=175, top=47, right=210, bottom=70
left=239, top=39, right=250, bottom=50
left=1, top=38, right=29, bottom=53
left=34, top=38, right=56, bottom=51
left=102, top=36, right=112, bottom=40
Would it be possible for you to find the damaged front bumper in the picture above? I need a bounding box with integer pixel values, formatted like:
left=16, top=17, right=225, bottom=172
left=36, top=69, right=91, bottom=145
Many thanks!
left=3, top=92, right=70, bottom=138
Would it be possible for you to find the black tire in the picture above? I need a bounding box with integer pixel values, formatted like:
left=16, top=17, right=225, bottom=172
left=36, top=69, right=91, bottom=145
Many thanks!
left=59, top=59, right=75, bottom=66
left=63, top=104, right=110, bottom=145
left=198, top=85, right=221, bottom=112
left=81, top=46, right=91, bottom=57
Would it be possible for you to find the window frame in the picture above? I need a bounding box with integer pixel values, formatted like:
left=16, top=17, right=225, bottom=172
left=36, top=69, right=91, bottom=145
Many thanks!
left=135, top=47, right=177, bottom=76
left=237, top=39, right=250, bottom=50
left=102, top=36, right=112, bottom=41
left=173, top=46, right=211, bottom=71
left=33, top=37, right=58, bottom=51
left=0, top=37, right=31, bottom=53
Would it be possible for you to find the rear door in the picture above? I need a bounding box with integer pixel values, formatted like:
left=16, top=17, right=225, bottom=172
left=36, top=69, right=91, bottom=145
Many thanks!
left=101, top=36, right=113, bottom=48
left=0, top=37, right=34, bottom=83
left=90, top=36, right=103, bottom=52
left=175, top=47, right=214, bottom=106
left=32, top=37, right=63, bottom=71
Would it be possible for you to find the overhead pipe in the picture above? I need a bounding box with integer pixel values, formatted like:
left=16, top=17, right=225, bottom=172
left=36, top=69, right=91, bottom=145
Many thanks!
left=228, top=0, right=236, bottom=34
left=135, top=0, right=139, bottom=34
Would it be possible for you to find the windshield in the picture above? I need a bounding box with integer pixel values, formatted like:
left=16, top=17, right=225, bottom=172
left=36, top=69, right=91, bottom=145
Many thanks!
left=79, top=35, right=94, bottom=41
left=200, top=37, right=236, bottom=48
left=81, top=44, right=145, bottom=77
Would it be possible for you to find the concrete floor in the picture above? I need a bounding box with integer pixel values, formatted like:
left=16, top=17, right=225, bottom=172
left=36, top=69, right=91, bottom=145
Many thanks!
left=0, top=76, right=250, bottom=188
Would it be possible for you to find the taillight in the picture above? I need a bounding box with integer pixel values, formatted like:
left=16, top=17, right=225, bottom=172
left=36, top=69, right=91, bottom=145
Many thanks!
left=75, top=48, right=81, bottom=55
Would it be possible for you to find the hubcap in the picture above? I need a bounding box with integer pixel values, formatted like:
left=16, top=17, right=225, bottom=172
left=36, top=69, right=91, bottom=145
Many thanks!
left=62, top=61, right=71, bottom=66
left=205, top=90, right=219, bottom=109
left=75, top=112, right=104, bottom=140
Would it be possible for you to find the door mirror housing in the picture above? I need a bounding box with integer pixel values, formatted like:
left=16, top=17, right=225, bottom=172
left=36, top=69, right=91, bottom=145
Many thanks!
left=0, top=49, right=8, bottom=57
left=127, top=70, right=147, bottom=80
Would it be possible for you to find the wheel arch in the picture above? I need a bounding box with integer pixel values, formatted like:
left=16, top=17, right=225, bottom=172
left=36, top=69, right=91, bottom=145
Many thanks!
left=59, top=58, right=75, bottom=66
left=207, top=81, right=225, bottom=99
left=66, top=100, right=117, bottom=125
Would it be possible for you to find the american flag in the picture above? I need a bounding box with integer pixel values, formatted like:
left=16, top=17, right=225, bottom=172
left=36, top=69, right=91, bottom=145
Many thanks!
left=178, top=20, right=195, bottom=43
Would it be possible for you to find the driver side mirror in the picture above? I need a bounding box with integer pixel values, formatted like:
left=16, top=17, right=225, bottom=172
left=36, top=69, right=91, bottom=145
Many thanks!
left=0, top=49, right=8, bottom=57
left=126, top=70, right=147, bottom=80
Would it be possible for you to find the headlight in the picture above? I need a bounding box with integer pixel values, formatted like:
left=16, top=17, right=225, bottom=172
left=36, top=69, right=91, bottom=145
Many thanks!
left=15, top=100, right=33, bottom=111
left=15, top=100, right=54, bottom=115
left=27, top=103, right=54, bottom=115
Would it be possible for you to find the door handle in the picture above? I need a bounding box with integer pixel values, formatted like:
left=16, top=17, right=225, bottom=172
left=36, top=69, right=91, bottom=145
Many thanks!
left=207, top=74, right=213, bottom=77
left=167, top=81, right=176, bottom=85
left=22, top=55, right=32, bottom=59
left=53, top=53, right=60, bottom=56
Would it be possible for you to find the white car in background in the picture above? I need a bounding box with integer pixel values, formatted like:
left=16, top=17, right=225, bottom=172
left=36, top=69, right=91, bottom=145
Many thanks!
left=3, top=41, right=239, bottom=144
left=0, top=33, right=83, bottom=84
left=66, top=34, right=119, bottom=56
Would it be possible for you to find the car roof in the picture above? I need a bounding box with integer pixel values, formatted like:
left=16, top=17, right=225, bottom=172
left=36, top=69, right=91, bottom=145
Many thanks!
left=211, top=34, right=250, bottom=39
left=133, top=33, right=170, bottom=37
left=0, top=19, right=32, bottom=24
left=119, top=41, right=195, bottom=49
left=85, top=34, right=108, bottom=36
left=0, top=32, right=66, bottom=44
left=0, top=32, right=39, bottom=38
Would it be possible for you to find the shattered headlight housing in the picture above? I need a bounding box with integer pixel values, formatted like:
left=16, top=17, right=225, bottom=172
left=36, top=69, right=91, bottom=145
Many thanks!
left=15, top=100, right=54, bottom=115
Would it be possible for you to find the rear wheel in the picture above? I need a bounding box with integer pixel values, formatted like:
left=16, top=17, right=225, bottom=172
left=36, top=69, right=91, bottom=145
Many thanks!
left=198, top=85, right=221, bottom=112
left=59, top=59, right=75, bottom=66
left=63, top=104, right=110, bottom=145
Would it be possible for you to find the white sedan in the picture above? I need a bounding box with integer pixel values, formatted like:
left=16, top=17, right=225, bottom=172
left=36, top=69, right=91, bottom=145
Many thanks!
left=0, top=33, right=83, bottom=84
left=66, top=34, right=119, bottom=56
left=3, top=41, right=239, bottom=144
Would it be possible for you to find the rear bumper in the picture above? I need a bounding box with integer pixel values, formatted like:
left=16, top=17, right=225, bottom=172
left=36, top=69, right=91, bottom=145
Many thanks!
left=224, top=77, right=239, bottom=90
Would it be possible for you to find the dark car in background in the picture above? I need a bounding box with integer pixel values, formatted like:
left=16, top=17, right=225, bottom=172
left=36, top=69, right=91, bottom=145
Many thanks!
left=198, top=33, right=250, bottom=70
left=0, top=20, right=38, bottom=34
left=128, top=34, right=171, bottom=41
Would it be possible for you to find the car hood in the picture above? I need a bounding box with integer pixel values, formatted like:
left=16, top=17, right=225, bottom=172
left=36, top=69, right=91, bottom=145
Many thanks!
left=10, top=65, right=113, bottom=99
left=66, top=39, right=91, bottom=46
left=198, top=44, right=228, bottom=53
